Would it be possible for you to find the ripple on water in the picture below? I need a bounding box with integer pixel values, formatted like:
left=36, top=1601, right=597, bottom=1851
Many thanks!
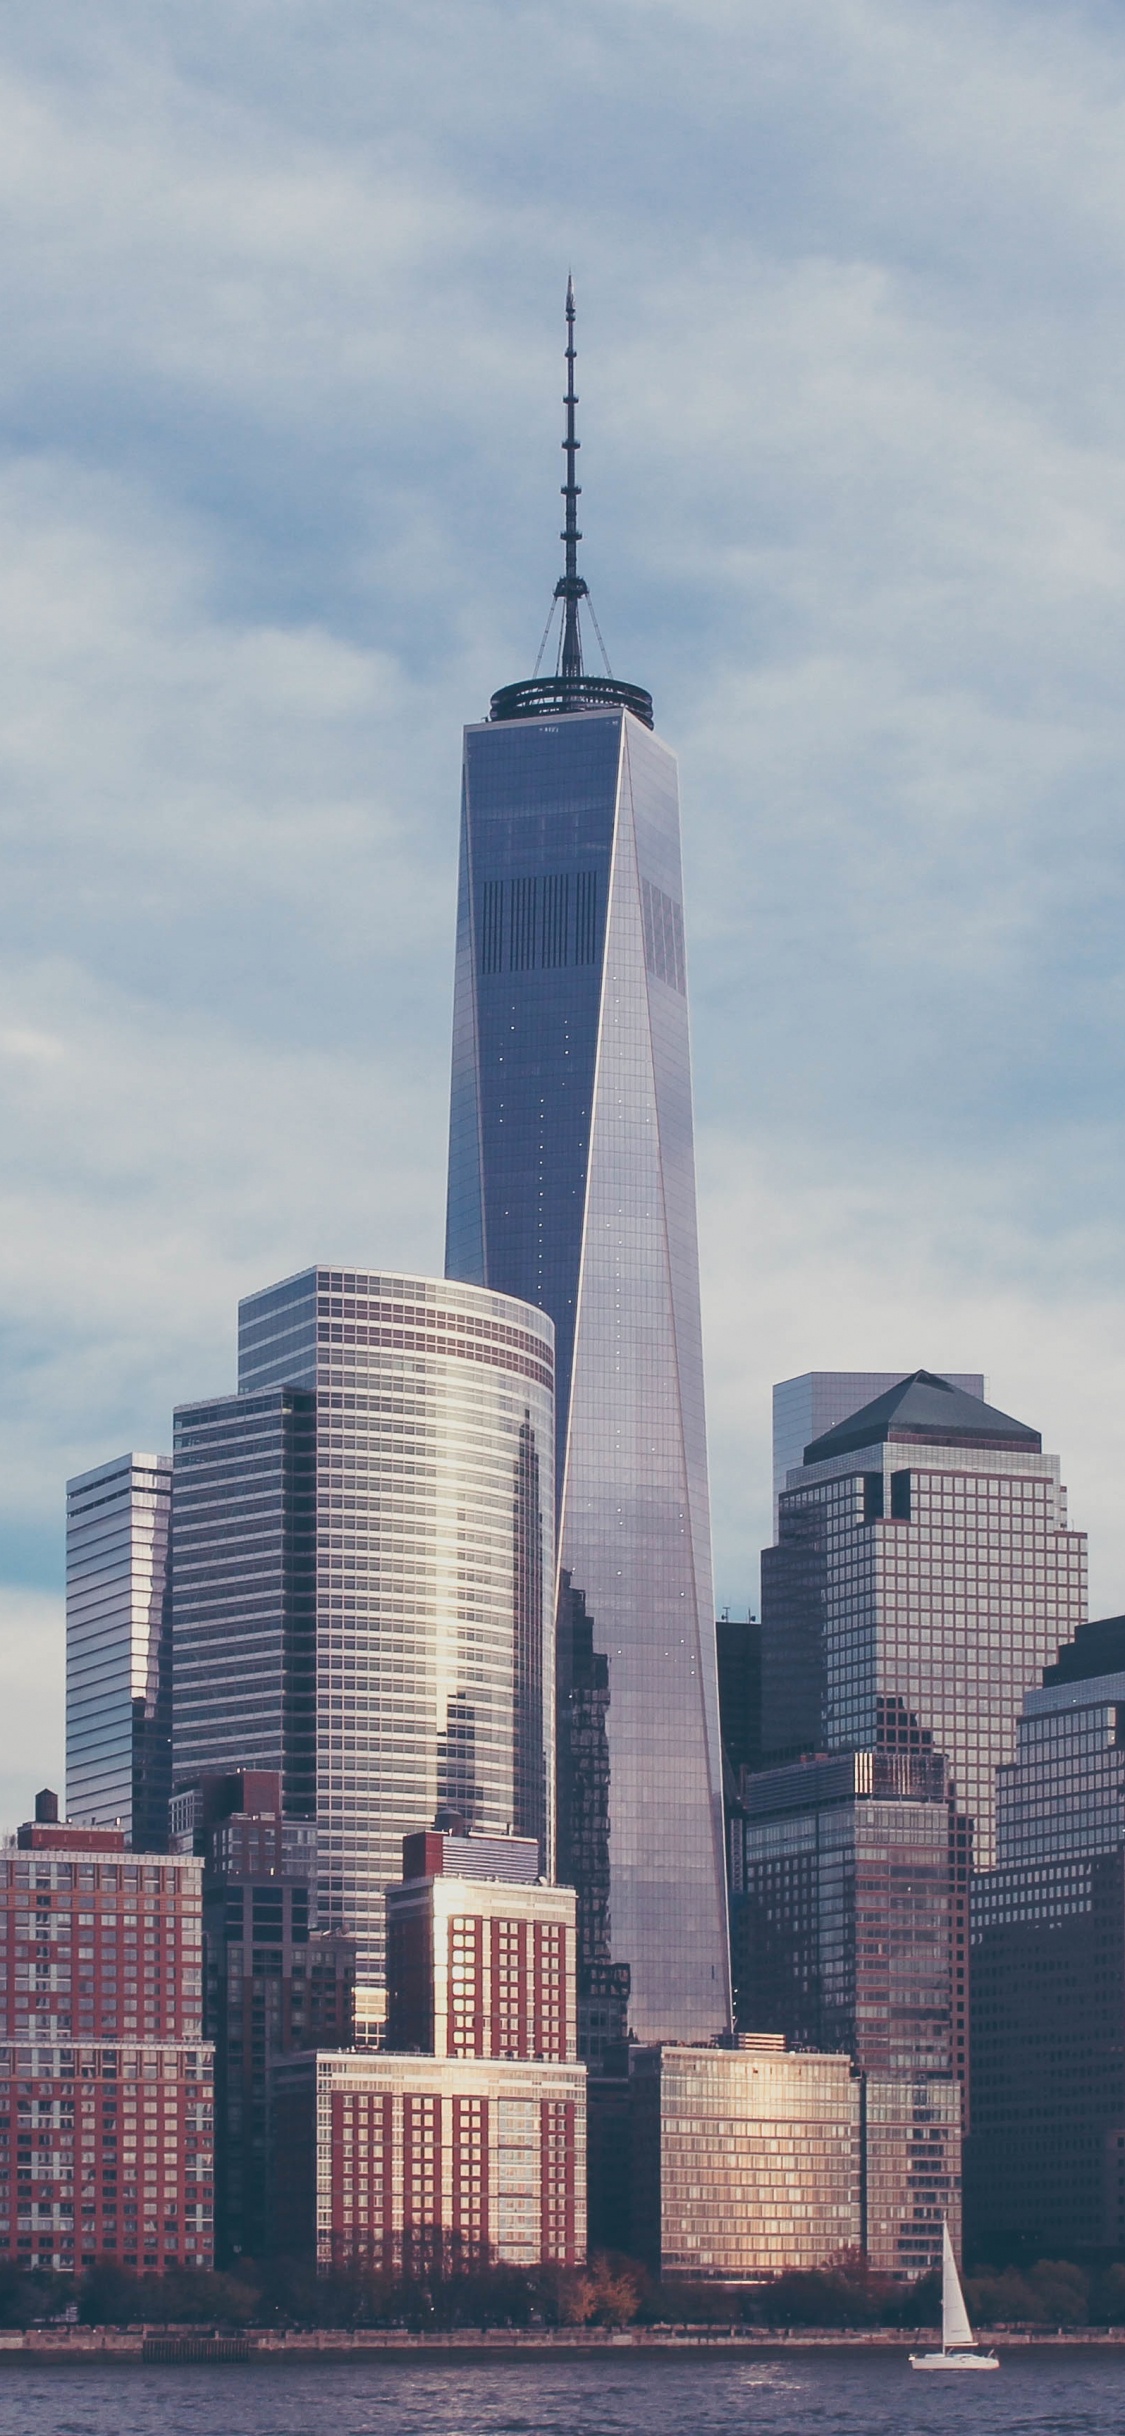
left=1, top=2351, right=1124, bottom=2436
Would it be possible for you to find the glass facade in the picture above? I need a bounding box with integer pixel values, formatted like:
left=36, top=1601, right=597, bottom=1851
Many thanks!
left=734, top=1753, right=962, bottom=2276
left=66, top=1455, right=173, bottom=1850
left=863, top=2076, right=962, bottom=2279
left=171, top=1389, right=317, bottom=1813
left=970, top=1654, right=1125, bottom=2255
left=763, top=1420, right=1087, bottom=1871
left=445, top=706, right=728, bottom=2043
left=739, top=1752, right=957, bottom=2078
left=627, top=2040, right=861, bottom=2278
left=172, top=1270, right=555, bottom=2008
left=772, top=1375, right=984, bottom=1534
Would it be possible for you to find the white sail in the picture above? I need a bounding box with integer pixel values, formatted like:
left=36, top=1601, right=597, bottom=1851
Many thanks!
left=942, top=2222, right=974, bottom=2350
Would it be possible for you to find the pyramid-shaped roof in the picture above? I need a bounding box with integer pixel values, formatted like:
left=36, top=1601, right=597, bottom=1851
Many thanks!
left=803, top=1369, right=1041, bottom=1465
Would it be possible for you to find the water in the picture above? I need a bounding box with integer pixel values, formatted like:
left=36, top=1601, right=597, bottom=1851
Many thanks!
left=0, top=2354, right=1121, bottom=2436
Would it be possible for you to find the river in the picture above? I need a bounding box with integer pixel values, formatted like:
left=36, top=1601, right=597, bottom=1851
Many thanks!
left=0, top=2352, right=1122, bottom=2436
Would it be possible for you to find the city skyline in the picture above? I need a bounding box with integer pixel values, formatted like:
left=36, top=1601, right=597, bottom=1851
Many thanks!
left=7, top=8, right=1125, bottom=1829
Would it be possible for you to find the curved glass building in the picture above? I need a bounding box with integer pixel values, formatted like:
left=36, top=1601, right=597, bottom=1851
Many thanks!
left=171, top=1269, right=555, bottom=2012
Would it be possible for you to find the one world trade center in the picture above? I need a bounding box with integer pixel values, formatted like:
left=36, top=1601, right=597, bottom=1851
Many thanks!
left=445, top=286, right=729, bottom=2043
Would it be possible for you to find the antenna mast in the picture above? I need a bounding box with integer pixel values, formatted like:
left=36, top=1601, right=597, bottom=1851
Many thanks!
left=555, top=277, right=588, bottom=680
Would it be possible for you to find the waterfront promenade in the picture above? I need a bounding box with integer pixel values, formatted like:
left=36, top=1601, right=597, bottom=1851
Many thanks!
left=0, top=2324, right=1123, bottom=2361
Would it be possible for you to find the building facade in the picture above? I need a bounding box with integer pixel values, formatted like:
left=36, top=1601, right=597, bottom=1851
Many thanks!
left=0, top=1801, right=212, bottom=2272
left=171, top=1269, right=556, bottom=2028
left=271, top=2048, right=586, bottom=2271
left=736, top=1750, right=960, bottom=2079
left=771, top=1375, right=985, bottom=1535
left=556, top=1574, right=631, bottom=2066
left=66, top=1454, right=173, bottom=1849
left=443, top=303, right=728, bottom=2044
left=180, top=1771, right=354, bottom=2266
left=619, top=2037, right=958, bottom=2282
left=385, top=1830, right=575, bottom=2062
left=761, top=1370, right=1087, bottom=1870
left=627, top=2038, right=861, bottom=2279
left=863, top=2075, right=962, bottom=2281
left=970, top=1616, right=1125, bottom=2258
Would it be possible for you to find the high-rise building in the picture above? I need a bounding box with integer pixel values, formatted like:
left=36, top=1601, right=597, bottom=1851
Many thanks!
left=271, top=1827, right=585, bottom=2271
left=605, top=2034, right=960, bottom=2282
left=171, top=1268, right=556, bottom=2030
left=173, top=1770, right=354, bottom=2265
left=443, top=285, right=728, bottom=2043
left=385, top=1822, right=576, bottom=2060
left=715, top=1612, right=762, bottom=1785
left=715, top=1609, right=761, bottom=2001
left=737, top=1750, right=958, bottom=2078
left=733, top=1750, right=963, bottom=2277
left=761, top=1370, right=1087, bottom=1870
left=66, top=1454, right=173, bottom=1849
left=0, top=1795, right=212, bottom=2273
left=626, top=2038, right=862, bottom=2279
left=970, top=1615, right=1125, bottom=2259
left=555, top=1573, right=631, bottom=2066
left=772, top=1375, right=985, bottom=1532
left=271, top=2047, right=586, bottom=2273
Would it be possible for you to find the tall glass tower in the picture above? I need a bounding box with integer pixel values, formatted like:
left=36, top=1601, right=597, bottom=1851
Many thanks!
left=445, top=286, right=729, bottom=2042
left=66, top=1452, right=173, bottom=1849
left=171, top=1267, right=555, bottom=2031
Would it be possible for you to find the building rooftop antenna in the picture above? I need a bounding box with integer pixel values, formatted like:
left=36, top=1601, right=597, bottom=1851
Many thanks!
left=556, top=275, right=587, bottom=681
left=489, top=282, right=654, bottom=727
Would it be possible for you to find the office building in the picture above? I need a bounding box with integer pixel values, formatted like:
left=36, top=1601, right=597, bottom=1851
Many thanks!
left=171, top=1268, right=556, bottom=2030
left=385, top=1823, right=576, bottom=2061
left=863, top=2076, right=962, bottom=2281
left=627, top=2038, right=862, bottom=2279
left=772, top=1375, right=985, bottom=1532
left=271, top=2047, right=586, bottom=2271
left=716, top=1610, right=761, bottom=2009
left=618, top=2037, right=958, bottom=2282
left=66, top=1454, right=172, bottom=1849
left=180, top=1771, right=354, bottom=2265
left=716, top=1612, right=762, bottom=1784
left=0, top=1796, right=212, bottom=2272
left=736, top=1750, right=959, bottom=2079
left=443, top=286, right=728, bottom=2042
left=556, top=1574, right=630, bottom=2065
left=970, top=1614, right=1125, bottom=2258
left=272, top=1826, right=585, bottom=2269
left=761, top=1370, right=1087, bottom=1869
left=734, top=1751, right=963, bottom=2275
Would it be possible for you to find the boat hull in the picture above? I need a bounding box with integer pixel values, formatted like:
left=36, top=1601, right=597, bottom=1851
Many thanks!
left=909, top=2350, right=999, bottom=2371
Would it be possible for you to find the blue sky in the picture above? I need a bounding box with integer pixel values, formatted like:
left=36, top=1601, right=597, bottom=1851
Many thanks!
left=3, top=0, right=1125, bottom=1818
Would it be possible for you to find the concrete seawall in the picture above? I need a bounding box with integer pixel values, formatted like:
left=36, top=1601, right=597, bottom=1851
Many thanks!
left=0, top=2325, right=1122, bottom=2361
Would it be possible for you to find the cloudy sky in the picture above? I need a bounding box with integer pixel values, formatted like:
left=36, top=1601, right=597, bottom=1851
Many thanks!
left=2, top=0, right=1125, bottom=1820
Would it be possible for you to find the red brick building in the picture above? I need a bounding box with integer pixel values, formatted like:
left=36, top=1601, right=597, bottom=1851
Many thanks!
left=0, top=1797, right=213, bottom=2272
left=270, top=1826, right=585, bottom=2270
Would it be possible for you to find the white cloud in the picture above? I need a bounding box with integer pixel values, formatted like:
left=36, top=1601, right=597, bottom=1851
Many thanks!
left=0, top=0, right=1125, bottom=1813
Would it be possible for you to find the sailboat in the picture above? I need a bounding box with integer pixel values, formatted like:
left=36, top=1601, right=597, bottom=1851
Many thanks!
left=909, top=2222, right=999, bottom=2370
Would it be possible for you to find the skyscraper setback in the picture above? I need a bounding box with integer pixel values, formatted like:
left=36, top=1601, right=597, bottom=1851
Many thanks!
left=444, top=286, right=729, bottom=2042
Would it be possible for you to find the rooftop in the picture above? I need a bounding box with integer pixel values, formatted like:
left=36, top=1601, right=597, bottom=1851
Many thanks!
left=803, top=1369, right=1041, bottom=1465
left=1043, top=1614, right=1125, bottom=1689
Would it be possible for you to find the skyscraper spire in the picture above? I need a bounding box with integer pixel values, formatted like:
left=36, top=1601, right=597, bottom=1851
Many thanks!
left=489, top=283, right=654, bottom=727
left=555, top=276, right=588, bottom=682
